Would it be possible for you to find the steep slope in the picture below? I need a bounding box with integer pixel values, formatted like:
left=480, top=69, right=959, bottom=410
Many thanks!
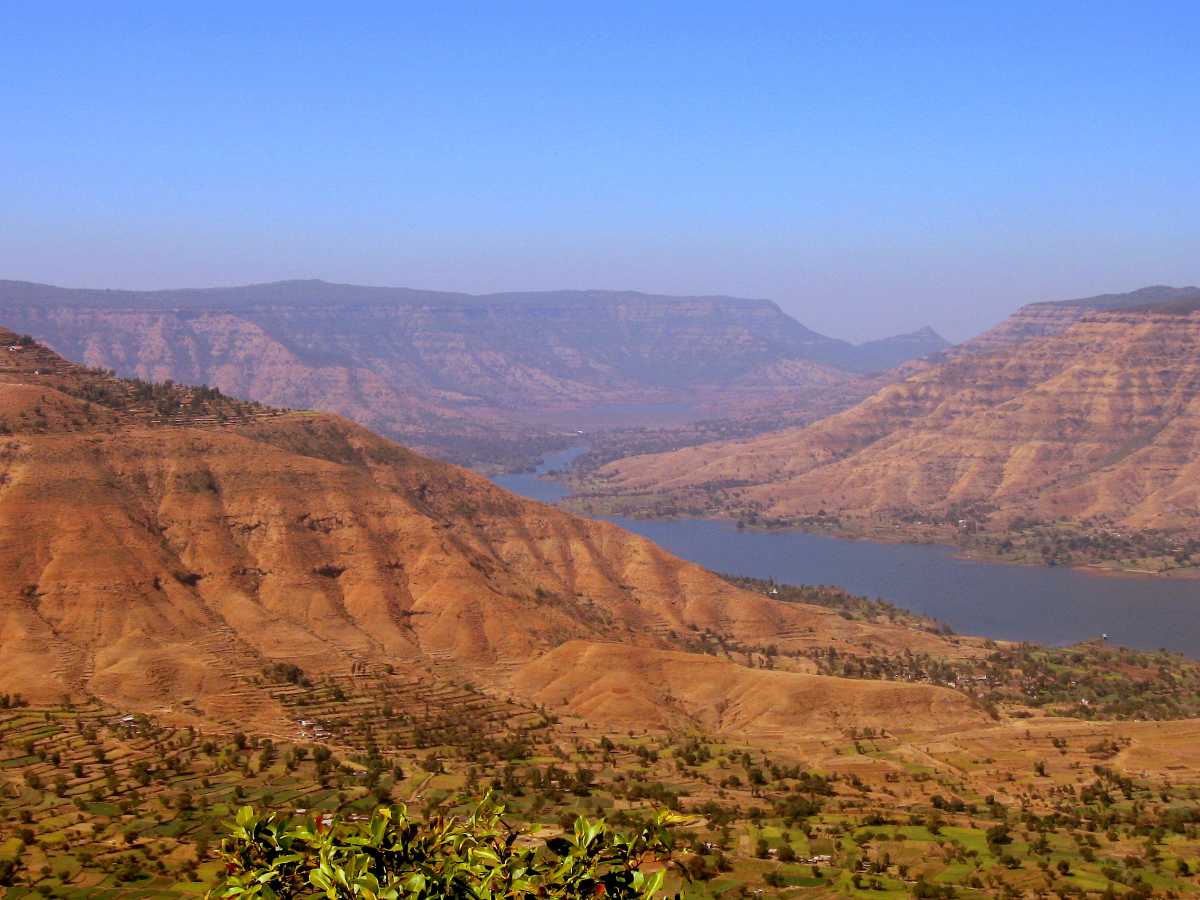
left=0, top=329, right=983, bottom=736
left=0, top=280, right=944, bottom=467
left=584, top=288, right=1200, bottom=563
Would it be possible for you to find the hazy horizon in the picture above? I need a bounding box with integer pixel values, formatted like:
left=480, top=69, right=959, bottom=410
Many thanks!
left=8, top=273, right=1199, bottom=346
left=2, top=3, right=1197, bottom=342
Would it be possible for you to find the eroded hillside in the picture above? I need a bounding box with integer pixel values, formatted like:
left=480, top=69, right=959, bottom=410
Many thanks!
left=581, top=289, right=1200, bottom=570
left=0, top=328, right=985, bottom=743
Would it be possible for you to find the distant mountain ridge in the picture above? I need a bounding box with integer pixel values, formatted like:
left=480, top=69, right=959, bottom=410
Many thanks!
left=0, top=278, right=946, bottom=373
left=1038, top=284, right=1200, bottom=311
left=0, top=279, right=949, bottom=466
left=854, top=324, right=950, bottom=371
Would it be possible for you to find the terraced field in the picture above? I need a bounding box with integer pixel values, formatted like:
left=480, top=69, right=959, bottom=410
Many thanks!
left=0, top=681, right=557, bottom=897
left=4, top=694, right=1200, bottom=897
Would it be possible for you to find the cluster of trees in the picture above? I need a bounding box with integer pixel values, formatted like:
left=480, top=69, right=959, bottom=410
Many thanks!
left=797, top=639, right=1200, bottom=722
left=42, top=356, right=269, bottom=427
left=995, top=517, right=1199, bottom=568
left=262, top=662, right=312, bottom=687
left=724, top=574, right=941, bottom=630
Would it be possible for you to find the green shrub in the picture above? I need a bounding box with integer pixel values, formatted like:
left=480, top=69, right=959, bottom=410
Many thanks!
left=207, top=794, right=680, bottom=898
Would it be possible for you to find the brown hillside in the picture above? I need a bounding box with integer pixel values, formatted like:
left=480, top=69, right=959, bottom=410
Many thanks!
left=512, top=640, right=987, bottom=737
left=0, top=329, right=983, bottom=738
left=586, top=303, right=1200, bottom=547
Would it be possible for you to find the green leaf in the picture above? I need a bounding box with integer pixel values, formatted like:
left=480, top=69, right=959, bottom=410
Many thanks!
left=401, top=872, right=426, bottom=893
left=309, top=869, right=333, bottom=890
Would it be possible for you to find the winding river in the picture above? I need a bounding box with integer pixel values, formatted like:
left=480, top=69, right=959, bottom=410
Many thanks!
left=494, top=448, right=1200, bottom=657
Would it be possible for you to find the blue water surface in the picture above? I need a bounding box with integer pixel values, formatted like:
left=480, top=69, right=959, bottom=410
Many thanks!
left=495, top=449, right=1200, bottom=657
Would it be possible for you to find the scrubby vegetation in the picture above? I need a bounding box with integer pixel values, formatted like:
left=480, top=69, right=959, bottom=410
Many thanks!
left=722, top=576, right=952, bottom=633
left=977, top=518, right=1200, bottom=573
left=803, top=641, right=1200, bottom=722
left=3, top=694, right=1200, bottom=897
left=730, top=575, right=1200, bottom=723
left=0, top=332, right=277, bottom=433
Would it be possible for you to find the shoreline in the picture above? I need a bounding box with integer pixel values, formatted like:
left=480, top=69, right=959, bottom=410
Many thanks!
left=512, top=447, right=1200, bottom=583
left=495, top=470, right=1200, bottom=658
left=558, top=488, right=1200, bottom=582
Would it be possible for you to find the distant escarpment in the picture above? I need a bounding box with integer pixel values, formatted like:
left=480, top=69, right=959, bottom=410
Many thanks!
left=0, top=279, right=947, bottom=469
left=579, top=286, right=1200, bottom=572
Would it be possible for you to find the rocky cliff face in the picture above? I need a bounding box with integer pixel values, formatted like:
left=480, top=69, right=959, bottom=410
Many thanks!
left=0, top=280, right=946, bottom=467
left=586, top=289, right=1200, bottom=551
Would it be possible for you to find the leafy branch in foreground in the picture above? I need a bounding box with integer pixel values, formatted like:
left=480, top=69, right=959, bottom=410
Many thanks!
left=207, top=793, right=684, bottom=899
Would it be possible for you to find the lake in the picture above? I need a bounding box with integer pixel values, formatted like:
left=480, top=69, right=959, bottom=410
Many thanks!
left=495, top=448, right=1200, bottom=657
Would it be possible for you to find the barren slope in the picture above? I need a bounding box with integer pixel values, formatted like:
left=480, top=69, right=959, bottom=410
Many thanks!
left=512, top=641, right=987, bottom=736
left=587, top=290, right=1200, bottom=545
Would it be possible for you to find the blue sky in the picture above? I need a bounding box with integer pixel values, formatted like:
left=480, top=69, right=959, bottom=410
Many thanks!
left=1, top=2, right=1197, bottom=340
